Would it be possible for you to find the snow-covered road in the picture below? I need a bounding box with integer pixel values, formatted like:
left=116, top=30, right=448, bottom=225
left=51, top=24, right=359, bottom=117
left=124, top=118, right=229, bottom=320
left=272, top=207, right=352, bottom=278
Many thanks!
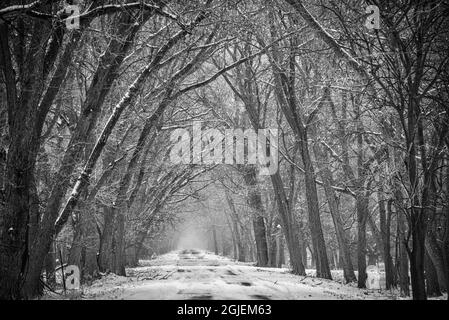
left=83, top=249, right=398, bottom=300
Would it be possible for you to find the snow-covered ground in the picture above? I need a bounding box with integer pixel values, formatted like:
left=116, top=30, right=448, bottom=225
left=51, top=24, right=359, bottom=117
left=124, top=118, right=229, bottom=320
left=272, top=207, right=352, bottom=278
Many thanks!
left=78, top=249, right=426, bottom=300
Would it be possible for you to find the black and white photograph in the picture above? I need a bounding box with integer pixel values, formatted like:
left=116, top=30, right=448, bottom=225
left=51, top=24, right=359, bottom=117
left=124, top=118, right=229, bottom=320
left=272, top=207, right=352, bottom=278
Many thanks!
left=0, top=0, right=448, bottom=309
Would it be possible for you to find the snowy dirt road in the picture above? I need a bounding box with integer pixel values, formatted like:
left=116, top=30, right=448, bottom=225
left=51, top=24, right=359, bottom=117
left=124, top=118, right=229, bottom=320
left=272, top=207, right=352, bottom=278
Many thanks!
left=82, top=249, right=399, bottom=300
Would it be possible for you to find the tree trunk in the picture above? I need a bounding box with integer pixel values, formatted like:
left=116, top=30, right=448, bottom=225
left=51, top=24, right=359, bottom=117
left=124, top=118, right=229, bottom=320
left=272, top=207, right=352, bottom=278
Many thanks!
left=224, top=191, right=246, bottom=262
left=20, top=14, right=147, bottom=297
left=397, top=202, right=410, bottom=296
left=356, top=194, right=368, bottom=288
left=212, top=225, right=219, bottom=255
left=443, top=165, right=449, bottom=299
left=409, top=214, right=427, bottom=300
left=270, top=172, right=306, bottom=275
left=223, top=205, right=238, bottom=261
left=113, top=213, right=126, bottom=276
left=242, top=167, right=269, bottom=267
left=252, top=216, right=269, bottom=267
left=0, top=18, right=58, bottom=299
left=235, top=224, right=246, bottom=262
left=297, top=129, right=332, bottom=279
left=425, top=250, right=442, bottom=297
left=99, top=205, right=115, bottom=273
left=382, top=198, right=396, bottom=288
left=425, top=231, right=447, bottom=292
left=268, top=217, right=281, bottom=268
left=268, top=231, right=277, bottom=267
left=313, top=142, right=356, bottom=283
left=266, top=13, right=330, bottom=278
left=275, top=228, right=284, bottom=268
